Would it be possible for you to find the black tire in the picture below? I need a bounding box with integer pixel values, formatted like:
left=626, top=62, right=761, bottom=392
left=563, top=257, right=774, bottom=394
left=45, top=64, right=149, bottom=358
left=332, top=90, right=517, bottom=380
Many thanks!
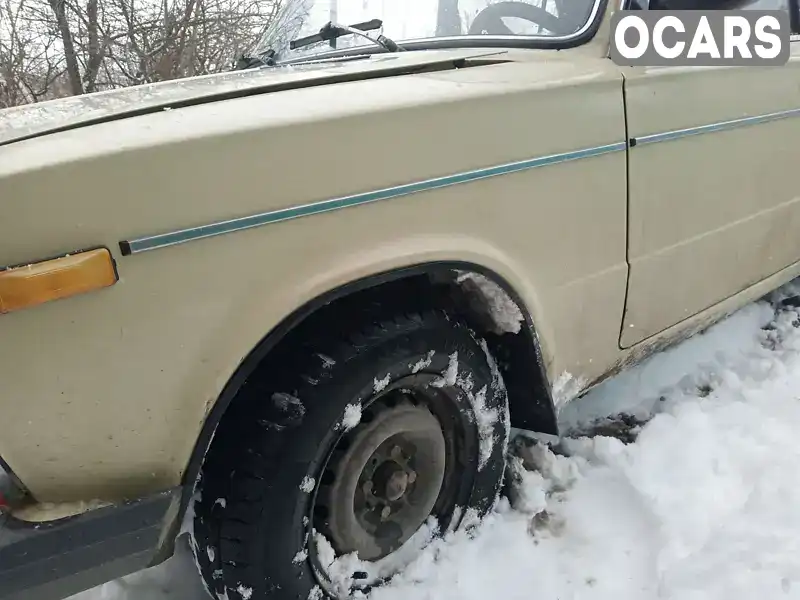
left=191, top=308, right=510, bottom=600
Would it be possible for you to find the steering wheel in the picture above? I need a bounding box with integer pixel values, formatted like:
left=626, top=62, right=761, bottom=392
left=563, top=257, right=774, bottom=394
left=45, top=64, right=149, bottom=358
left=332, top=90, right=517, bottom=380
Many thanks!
left=467, top=1, right=575, bottom=36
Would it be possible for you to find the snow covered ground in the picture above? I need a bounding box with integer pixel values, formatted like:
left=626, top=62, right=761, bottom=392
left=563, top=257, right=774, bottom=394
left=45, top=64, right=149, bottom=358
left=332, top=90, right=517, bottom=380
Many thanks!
left=64, top=278, right=800, bottom=599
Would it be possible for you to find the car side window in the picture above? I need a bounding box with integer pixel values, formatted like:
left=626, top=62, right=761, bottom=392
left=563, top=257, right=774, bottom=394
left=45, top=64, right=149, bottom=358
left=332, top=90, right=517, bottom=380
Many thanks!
left=793, top=0, right=800, bottom=33
left=648, top=0, right=791, bottom=11
left=645, top=0, right=798, bottom=32
left=628, top=0, right=800, bottom=34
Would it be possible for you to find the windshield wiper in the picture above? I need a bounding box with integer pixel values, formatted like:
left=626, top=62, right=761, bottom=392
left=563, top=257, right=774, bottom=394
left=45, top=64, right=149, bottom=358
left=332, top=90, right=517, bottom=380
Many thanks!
left=232, top=18, right=402, bottom=71
left=289, top=19, right=404, bottom=53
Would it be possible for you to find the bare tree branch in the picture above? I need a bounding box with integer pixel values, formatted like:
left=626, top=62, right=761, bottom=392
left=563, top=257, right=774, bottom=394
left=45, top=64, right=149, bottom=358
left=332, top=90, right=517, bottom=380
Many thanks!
left=1, top=0, right=291, bottom=107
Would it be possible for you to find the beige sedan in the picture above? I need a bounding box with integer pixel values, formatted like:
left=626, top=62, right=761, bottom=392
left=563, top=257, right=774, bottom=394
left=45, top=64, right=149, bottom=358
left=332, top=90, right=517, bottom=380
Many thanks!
left=0, top=0, right=798, bottom=599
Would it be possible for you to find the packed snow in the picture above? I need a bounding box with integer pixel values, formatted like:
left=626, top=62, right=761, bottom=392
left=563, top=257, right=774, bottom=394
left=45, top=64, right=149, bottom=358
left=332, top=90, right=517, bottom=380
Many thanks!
left=300, top=476, right=316, bottom=493
left=455, top=271, right=526, bottom=335
left=373, top=374, right=391, bottom=393
left=410, top=350, right=436, bottom=374
left=312, top=519, right=442, bottom=597
left=57, top=279, right=800, bottom=599
left=341, top=402, right=363, bottom=431
left=430, top=350, right=503, bottom=470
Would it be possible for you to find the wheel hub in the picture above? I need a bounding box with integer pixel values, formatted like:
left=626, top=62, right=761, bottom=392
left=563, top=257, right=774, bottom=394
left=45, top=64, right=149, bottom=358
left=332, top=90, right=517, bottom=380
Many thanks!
left=375, top=463, right=410, bottom=502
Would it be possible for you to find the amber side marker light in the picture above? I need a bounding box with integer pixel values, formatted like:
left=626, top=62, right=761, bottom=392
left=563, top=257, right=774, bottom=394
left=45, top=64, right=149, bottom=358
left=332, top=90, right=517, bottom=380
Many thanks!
left=0, top=248, right=118, bottom=315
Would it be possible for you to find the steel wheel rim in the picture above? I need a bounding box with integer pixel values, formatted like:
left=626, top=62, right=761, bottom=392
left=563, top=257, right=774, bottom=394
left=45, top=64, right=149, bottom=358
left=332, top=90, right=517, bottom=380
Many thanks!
left=326, top=400, right=446, bottom=560
left=308, top=374, right=477, bottom=595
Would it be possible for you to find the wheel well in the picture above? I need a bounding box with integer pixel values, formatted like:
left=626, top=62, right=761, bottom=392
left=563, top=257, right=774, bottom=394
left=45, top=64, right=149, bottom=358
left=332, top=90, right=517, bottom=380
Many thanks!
left=173, top=262, right=557, bottom=548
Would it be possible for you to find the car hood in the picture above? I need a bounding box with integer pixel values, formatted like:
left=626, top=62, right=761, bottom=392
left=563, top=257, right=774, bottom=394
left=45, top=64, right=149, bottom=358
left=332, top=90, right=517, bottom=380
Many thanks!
left=0, top=48, right=505, bottom=147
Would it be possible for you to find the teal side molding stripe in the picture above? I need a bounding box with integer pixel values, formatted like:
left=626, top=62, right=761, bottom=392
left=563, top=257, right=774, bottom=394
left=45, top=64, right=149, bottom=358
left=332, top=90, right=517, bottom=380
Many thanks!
left=120, top=141, right=626, bottom=255
left=633, top=107, right=800, bottom=147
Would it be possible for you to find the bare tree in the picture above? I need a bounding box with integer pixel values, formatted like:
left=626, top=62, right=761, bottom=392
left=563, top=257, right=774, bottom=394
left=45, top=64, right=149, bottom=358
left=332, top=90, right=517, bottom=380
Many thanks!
left=0, top=0, right=67, bottom=106
left=0, top=0, right=293, bottom=108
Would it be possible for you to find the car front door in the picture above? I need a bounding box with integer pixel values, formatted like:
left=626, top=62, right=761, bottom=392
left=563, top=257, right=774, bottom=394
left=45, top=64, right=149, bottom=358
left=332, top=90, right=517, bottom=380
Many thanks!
left=619, top=0, right=800, bottom=347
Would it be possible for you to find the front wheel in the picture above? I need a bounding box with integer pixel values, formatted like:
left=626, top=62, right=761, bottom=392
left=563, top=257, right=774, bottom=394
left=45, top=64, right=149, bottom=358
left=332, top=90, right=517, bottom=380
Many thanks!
left=192, top=309, right=510, bottom=600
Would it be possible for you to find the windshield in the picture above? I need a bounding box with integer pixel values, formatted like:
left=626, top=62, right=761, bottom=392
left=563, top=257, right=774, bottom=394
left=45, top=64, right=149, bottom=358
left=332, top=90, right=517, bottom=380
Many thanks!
left=252, top=0, right=602, bottom=62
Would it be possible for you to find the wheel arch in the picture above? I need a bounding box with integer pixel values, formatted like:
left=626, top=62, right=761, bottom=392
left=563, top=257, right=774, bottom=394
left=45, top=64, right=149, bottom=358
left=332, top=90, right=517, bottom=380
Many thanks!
left=171, top=261, right=558, bottom=550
